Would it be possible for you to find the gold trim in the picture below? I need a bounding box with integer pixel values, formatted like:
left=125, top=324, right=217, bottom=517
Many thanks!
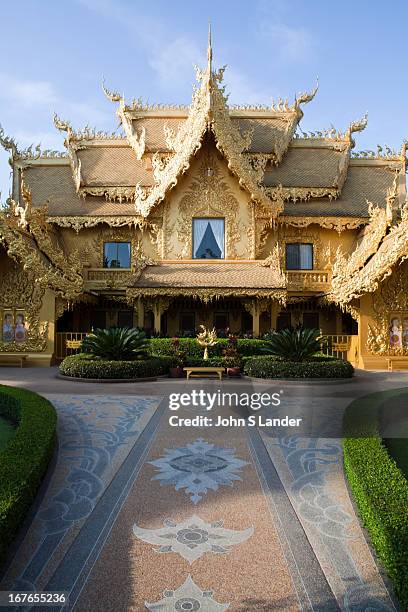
left=127, top=286, right=287, bottom=305
left=278, top=216, right=367, bottom=233
left=132, top=58, right=284, bottom=218
left=48, top=215, right=150, bottom=232
left=176, top=154, right=241, bottom=259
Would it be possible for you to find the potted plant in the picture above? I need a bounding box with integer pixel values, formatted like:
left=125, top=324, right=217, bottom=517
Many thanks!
left=169, top=337, right=187, bottom=377
left=223, top=334, right=242, bottom=376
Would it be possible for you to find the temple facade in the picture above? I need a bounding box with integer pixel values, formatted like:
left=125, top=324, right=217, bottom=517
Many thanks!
left=0, top=35, right=407, bottom=369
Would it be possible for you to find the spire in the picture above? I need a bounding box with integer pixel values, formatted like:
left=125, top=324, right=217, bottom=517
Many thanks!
left=207, top=21, right=212, bottom=74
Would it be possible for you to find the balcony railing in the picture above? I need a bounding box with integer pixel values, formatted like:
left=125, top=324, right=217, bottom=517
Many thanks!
left=55, top=332, right=89, bottom=360
left=85, top=268, right=133, bottom=289
left=285, top=269, right=331, bottom=291
left=321, top=334, right=359, bottom=363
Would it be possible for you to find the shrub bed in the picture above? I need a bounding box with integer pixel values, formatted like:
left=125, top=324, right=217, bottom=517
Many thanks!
left=59, top=354, right=172, bottom=379
left=184, top=356, right=242, bottom=368
left=243, top=355, right=354, bottom=379
left=149, top=337, right=270, bottom=359
left=0, top=385, right=57, bottom=567
left=343, top=389, right=408, bottom=608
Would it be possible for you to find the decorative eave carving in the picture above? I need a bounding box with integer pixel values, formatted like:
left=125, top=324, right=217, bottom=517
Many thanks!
left=126, top=286, right=287, bottom=304
left=0, top=191, right=84, bottom=300
left=329, top=171, right=398, bottom=299
left=266, top=186, right=340, bottom=203
left=77, top=186, right=136, bottom=203
left=47, top=215, right=152, bottom=233
left=329, top=196, right=408, bottom=305
left=278, top=215, right=367, bottom=233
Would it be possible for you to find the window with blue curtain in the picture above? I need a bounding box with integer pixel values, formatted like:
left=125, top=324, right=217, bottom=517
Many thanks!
left=193, top=218, right=225, bottom=259
left=103, top=242, right=131, bottom=268
left=285, top=243, right=313, bottom=270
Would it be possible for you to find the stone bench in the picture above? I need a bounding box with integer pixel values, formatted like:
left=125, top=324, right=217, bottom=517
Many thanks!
left=0, top=353, right=28, bottom=368
left=386, top=356, right=408, bottom=372
left=184, top=366, right=224, bottom=381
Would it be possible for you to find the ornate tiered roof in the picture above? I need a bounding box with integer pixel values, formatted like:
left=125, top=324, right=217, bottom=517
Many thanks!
left=0, top=29, right=406, bottom=232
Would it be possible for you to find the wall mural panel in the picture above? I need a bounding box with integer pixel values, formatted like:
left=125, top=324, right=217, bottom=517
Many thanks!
left=0, top=262, right=48, bottom=352
left=367, top=261, right=408, bottom=354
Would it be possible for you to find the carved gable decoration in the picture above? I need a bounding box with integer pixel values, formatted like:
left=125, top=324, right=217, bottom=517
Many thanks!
left=177, top=155, right=241, bottom=259
left=130, top=47, right=296, bottom=219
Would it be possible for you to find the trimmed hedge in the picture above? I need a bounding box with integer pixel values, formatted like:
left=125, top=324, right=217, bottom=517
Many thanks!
left=184, top=356, right=242, bottom=368
left=149, top=337, right=270, bottom=359
left=243, top=355, right=354, bottom=379
left=343, top=389, right=408, bottom=609
left=0, top=385, right=57, bottom=567
left=59, top=354, right=172, bottom=379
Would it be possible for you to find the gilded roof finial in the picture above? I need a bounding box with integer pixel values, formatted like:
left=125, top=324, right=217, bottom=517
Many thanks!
left=207, top=21, right=212, bottom=74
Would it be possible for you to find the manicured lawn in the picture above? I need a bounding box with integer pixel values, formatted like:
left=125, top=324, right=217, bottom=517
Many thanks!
left=385, top=419, right=408, bottom=479
left=0, top=415, right=15, bottom=450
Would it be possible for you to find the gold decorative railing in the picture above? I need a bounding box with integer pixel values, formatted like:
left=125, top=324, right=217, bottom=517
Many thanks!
left=55, top=332, right=88, bottom=360
left=286, top=269, right=331, bottom=291
left=320, top=334, right=359, bottom=363
left=85, top=268, right=133, bottom=289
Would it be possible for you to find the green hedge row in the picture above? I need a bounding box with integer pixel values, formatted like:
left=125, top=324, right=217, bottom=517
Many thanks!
left=183, top=356, right=242, bottom=368
left=149, top=337, right=270, bottom=358
left=59, top=354, right=172, bottom=379
left=0, top=385, right=57, bottom=567
left=243, top=355, right=354, bottom=378
left=343, top=389, right=408, bottom=609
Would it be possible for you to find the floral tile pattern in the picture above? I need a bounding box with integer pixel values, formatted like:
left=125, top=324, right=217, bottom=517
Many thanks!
left=4, top=394, right=160, bottom=594
left=145, top=575, right=230, bottom=611
left=149, top=438, right=248, bottom=504
left=133, top=515, right=253, bottom=564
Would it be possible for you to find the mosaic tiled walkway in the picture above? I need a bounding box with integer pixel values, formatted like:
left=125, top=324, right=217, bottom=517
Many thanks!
left=0, top=387, right=397, bottom=611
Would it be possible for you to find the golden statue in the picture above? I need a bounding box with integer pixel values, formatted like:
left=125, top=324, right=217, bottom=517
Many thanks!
left=196, top=325, right=218, bottom=360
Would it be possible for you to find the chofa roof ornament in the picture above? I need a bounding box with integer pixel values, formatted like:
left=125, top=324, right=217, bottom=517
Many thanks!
left=102, top=79, right=146, bottom=160
left=295, top=77, right=319, bottom=110
left=347, top=112, right=368, bottom=148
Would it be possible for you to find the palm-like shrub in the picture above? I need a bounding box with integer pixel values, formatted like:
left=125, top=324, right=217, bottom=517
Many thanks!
left=81, top=327, right=148, bottom=361
left=262, top=327, right=321, bottom=362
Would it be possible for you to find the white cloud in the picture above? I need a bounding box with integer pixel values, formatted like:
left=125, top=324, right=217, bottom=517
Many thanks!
left=76, top=0, right=201, bottom=89
left=0, top=74, right=58, bottom=107
left=223, top=68, right=269, bottom=106
left=149, top=37, right=203, bottom=87
left=260, top=22, right=313, bottom=61
left=0, top=72, right=111, bottom=131
left=12, top=130, right=64, bottom=151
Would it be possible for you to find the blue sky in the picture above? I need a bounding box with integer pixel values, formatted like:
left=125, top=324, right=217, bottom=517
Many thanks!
left=1, top=0, right=407, bottom=197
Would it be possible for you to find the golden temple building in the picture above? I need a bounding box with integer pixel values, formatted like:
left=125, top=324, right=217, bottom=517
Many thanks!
left=1, top=33, right=408, bottom=369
